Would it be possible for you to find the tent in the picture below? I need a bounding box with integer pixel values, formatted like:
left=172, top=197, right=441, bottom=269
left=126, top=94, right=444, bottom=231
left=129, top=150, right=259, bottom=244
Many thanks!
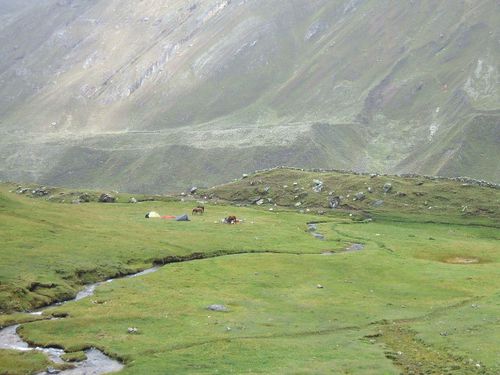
left=175, top=214, right=190, bottom=222
left=145, top=211, right=161, bottom=219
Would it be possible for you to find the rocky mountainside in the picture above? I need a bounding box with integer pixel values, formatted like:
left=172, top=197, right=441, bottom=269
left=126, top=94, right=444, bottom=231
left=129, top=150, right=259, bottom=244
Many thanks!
left=0, top=0, right=498, bottom=192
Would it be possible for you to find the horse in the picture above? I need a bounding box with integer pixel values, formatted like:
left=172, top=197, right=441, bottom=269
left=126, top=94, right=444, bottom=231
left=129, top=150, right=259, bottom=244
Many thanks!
left=192, top=207, right=204, bottom=215
left=225, top=215, right=237, bottom=224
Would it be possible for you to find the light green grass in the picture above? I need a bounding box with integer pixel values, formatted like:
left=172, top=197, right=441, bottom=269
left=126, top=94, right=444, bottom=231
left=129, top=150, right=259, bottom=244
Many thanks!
left=0, top=175, right=499, bottom=374
left=0, top=183, right=348, bottom=313
left=0, top=350, right=51, bottom=375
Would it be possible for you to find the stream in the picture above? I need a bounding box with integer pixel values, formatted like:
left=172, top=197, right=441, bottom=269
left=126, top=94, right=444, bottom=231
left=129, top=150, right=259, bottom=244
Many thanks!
left=0, top=266, right=161, bottom=374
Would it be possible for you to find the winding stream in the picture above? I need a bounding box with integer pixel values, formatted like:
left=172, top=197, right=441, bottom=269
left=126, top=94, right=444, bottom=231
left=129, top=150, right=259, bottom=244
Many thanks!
left=1, top=249, right=352, bottom=373
left=0, top=266, right=161, bottom=374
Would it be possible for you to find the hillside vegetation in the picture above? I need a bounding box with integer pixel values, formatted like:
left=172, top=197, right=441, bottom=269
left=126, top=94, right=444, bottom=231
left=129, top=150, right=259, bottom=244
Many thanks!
left=0, top=171, right=499, bottom=374
left=202, top=168, right=500, bottom=221
left=0, top=0, right=498, bottom=191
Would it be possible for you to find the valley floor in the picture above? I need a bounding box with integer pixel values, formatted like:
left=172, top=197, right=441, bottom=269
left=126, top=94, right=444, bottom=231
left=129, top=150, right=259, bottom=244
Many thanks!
left=0, top=184, right=498, bottom=374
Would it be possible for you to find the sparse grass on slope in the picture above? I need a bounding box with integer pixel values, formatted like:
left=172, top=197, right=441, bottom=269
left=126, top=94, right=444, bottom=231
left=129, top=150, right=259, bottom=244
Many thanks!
left=201, top=168, right=499, bottom=221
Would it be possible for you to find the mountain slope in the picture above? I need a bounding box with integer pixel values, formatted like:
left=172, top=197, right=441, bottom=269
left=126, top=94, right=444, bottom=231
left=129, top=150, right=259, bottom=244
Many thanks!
left=0, top=0, right=498, bottom=192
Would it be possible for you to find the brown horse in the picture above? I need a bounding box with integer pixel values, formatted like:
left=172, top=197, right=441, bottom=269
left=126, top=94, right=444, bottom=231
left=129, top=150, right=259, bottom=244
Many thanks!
left=192, top=207, right=204, bottom=215
left=225, top=215, right=237, bottom=224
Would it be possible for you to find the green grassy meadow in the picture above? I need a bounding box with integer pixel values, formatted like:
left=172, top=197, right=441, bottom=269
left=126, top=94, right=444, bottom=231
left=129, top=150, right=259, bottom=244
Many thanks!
left=0, top=171, right=499, bottom=374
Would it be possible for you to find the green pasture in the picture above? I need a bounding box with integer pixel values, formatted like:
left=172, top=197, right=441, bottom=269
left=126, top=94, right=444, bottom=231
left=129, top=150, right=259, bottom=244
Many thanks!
left=0, top=179, right=499, bottom=374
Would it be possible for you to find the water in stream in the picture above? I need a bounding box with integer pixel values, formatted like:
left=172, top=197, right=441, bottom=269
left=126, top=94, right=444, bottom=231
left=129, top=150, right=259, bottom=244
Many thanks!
left=0, top=266, right=160, bottom=374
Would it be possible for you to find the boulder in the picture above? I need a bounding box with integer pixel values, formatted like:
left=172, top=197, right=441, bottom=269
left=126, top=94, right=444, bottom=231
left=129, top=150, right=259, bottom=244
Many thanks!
left=255, top=199, right=265, bottom=206
left=383, top=183, right=392, bottom=193
left=355, top=192, right=366, bottom=201
left=189, top=187, right=198, bottom=194
left=16, top=187, right=29, bottom=194
left=32, top=187, right=49, bottom=197
left=79, top=193, right=90, bottom=202
left=372, top=200, right=384, bottom=207
left=251, top=197, right=263, bottom=204
left=98, top=193, right=116, bottom=203
left=312, top=180, right=323, bottom=193
left=307, top=224, right=317, bottom=232
left=329, top=196, right=341, bottom=209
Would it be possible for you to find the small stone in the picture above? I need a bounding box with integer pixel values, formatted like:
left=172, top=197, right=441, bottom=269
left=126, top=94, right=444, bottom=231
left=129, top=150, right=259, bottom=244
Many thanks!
left=190, top=187, right=198, bottom=194
left=312, top=233, right=324, bottom=240
left=46, top=367, right=60, bottom=374
left=345, top=243, right=364, bottom=252
left=294, top=202, right=302, bottom=207
left=383, top=183, right=392, bottom=193
left=316, top=284, right=324, bottom=289
left=207, top=304, right=228, bottom=312
left=242, top=174, right=248, bottom=179
left=129, top=197, right=137, bottom=203
left=127, top=327, right=139, bottom=334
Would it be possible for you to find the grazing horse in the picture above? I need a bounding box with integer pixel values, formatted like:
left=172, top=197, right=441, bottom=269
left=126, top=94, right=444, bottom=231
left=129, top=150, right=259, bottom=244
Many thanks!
left=192, top=207, right=204, bottom=215
left=225, top=215, right=237, bottom=224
